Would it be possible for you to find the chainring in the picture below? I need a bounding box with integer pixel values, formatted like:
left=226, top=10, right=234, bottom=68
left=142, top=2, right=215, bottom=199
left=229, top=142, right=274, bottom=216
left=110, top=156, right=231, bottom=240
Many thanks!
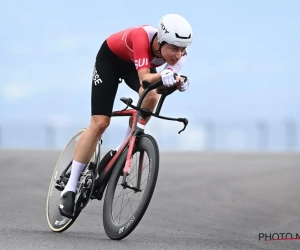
left=74, top=166, right=95, bottom=213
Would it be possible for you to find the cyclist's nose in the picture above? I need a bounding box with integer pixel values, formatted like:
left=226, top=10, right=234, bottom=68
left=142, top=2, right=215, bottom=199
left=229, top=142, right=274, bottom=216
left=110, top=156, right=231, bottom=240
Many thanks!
left=175, top=51, right=182, bottom=59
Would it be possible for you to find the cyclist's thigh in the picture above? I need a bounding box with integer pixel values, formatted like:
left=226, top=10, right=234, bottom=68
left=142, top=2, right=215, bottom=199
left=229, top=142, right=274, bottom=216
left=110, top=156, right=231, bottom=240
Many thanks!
left=124, top=67, right=157, bottom=93
left=91, top=61, right=120, bottom=117
left=91, top=43, right=121, bottom=117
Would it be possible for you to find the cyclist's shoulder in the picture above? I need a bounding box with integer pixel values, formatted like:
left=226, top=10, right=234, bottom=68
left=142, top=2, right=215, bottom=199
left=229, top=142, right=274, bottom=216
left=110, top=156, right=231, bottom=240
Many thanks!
left=130, top=25, right=157, bottom=36
left=108, top=25, right=157, bottom=41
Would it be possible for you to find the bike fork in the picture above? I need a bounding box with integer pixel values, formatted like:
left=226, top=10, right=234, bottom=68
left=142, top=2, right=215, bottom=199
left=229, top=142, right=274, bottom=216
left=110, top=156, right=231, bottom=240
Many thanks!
left=121, top=135, right=136, bottom=185
left=121, top=116, right=147, bottom=192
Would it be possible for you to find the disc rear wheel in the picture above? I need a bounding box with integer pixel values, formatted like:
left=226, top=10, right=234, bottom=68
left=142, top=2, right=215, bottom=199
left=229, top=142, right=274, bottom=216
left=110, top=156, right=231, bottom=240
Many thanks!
left=46, top=129, right=96, bottom=232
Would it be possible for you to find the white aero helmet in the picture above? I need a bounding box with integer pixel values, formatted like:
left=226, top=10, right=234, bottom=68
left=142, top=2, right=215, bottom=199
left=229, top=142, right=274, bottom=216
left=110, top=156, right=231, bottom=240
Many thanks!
left=157, top=14, right=193, bottom=48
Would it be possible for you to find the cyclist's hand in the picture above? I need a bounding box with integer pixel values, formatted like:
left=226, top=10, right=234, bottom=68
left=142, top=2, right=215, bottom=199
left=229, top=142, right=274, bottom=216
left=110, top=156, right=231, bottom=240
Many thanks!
left=176, top=75, right=190, bottom=92
left=160, top=69, right=176, bottom=87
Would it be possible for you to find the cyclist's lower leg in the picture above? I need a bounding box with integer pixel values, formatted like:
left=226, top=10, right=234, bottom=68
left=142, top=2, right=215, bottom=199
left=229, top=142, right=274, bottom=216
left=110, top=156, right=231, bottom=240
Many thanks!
left=59, top=115, right=110, bottom=218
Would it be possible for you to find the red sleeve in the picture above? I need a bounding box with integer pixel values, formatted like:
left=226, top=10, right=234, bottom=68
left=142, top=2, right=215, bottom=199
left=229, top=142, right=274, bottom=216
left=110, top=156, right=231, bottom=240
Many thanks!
left=130, top=28, right=151, bottom=71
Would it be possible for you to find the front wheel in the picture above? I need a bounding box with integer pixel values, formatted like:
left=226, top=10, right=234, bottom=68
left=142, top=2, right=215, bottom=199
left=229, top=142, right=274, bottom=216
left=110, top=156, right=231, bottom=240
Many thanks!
left=103, top=134, right=160, bottom=240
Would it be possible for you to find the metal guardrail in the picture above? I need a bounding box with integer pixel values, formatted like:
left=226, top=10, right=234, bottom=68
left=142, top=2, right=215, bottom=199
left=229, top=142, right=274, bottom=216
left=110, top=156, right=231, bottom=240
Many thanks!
left=0, top=120, right=298, bottom=151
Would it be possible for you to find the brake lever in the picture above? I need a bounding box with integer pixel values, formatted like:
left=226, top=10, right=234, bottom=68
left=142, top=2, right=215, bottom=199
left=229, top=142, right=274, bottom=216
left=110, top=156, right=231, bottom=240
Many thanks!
left=178, top=118, right=189, bottom=134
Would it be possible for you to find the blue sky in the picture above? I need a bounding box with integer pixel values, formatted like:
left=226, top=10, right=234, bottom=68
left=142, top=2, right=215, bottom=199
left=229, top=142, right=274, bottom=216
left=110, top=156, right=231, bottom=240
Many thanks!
left=0, top=0, right=299, bottom=150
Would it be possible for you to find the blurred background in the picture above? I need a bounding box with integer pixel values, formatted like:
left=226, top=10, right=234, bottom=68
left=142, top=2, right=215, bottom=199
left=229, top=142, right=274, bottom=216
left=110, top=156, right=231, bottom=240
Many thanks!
left=0, top=0, right=299, bottom=152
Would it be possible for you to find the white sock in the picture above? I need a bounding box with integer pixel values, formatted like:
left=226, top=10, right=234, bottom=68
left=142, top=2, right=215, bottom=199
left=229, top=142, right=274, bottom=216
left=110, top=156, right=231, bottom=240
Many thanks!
left=62, top=160, right=86, bottom=196
left=115, top=126, right=132, bottom=151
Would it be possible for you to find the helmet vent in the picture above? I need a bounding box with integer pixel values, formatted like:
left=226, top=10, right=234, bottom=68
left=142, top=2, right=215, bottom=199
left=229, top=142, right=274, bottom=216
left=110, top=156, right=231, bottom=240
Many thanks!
left=175, top=33, right=191, bottom=39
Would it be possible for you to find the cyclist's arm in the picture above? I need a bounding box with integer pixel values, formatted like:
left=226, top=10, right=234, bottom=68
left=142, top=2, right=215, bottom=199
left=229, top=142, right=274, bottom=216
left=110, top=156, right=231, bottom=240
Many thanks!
left=138, top=68, right=161, bottom=85
left=138, top=50, right=188, bottom=85
left=130, top=29, right=163, bottom=85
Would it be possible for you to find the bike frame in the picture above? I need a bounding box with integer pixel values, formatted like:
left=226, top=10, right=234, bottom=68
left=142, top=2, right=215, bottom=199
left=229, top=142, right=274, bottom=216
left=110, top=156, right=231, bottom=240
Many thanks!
left=92, top=79, right=188, bottom=199
left=97, top=109, right=143, bottom=180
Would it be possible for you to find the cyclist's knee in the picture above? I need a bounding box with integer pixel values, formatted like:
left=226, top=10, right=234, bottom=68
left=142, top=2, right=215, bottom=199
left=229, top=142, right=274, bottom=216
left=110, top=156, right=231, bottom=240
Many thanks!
left=90, top=115, right=110, bottom=136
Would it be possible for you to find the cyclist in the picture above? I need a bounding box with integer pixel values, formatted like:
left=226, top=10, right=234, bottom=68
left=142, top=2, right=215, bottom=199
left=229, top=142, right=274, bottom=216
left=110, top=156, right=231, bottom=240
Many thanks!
left=59, top=13, right=193, bottom=218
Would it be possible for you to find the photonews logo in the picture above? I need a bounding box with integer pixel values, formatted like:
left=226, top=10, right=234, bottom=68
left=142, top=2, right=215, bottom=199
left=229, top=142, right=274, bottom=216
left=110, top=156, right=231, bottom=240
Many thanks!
left=259, top=233, right=300, bottom=241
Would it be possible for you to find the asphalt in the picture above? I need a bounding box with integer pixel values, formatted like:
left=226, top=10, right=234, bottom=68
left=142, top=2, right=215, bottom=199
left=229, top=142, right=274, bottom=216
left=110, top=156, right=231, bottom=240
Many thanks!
left=0, top=150, right=299, bottom=250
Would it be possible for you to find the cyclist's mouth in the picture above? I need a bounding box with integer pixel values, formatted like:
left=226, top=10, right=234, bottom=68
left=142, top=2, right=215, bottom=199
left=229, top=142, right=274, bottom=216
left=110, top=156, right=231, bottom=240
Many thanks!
left=171, top=58, right=178, bottom=64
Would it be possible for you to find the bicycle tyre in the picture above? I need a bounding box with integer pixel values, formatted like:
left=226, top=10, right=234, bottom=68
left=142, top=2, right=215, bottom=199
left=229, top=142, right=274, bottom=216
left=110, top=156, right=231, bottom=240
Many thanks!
left=102, top=134, right=159, bottom=240
left=46, top=129, right=96, bottom=232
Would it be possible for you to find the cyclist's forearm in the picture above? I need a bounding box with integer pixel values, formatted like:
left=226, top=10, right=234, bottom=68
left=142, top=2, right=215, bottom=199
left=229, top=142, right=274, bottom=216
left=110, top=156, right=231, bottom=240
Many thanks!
left=139, top=72, right=161, bottom=85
